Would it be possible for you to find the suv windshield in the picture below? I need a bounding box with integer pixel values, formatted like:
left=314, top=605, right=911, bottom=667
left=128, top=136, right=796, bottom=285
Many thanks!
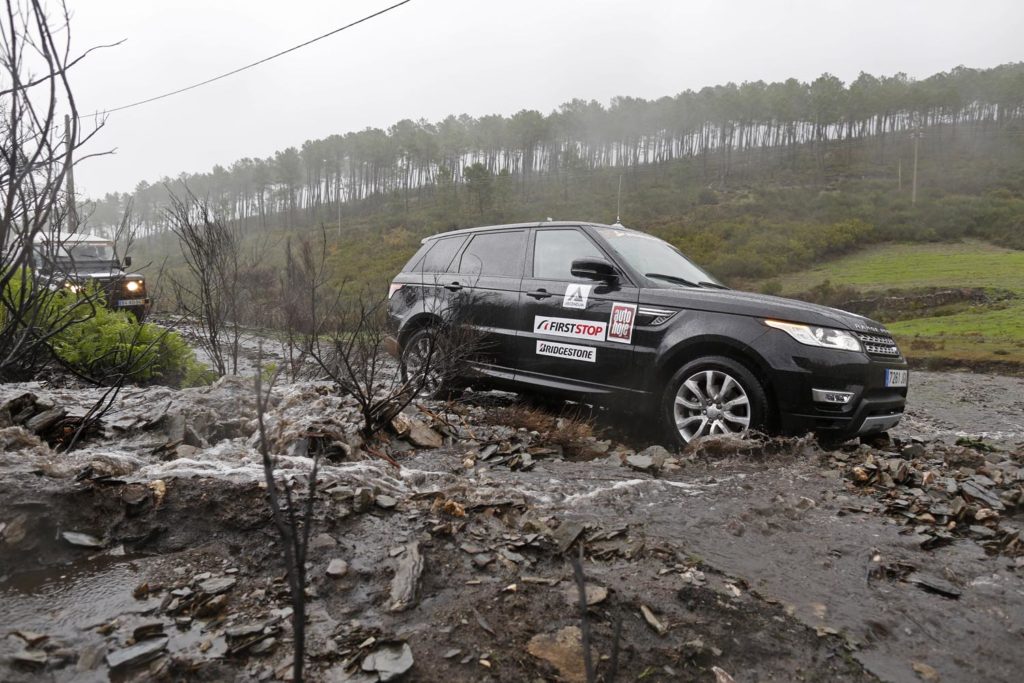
left=595, top=227, right=723, bottom=288
left=36, top=241, right=117, bottom=269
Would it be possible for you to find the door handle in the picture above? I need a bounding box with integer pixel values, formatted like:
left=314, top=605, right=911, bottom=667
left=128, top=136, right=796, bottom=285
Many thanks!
left=526, top=288, right=551, bottom=299
left=444, top=281, right=463, bottom=292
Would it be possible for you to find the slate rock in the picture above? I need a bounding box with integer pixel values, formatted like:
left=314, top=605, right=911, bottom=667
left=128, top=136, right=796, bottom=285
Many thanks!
left=326, top=558, right=349, bottom=578
left=62, top=531, right=104, bottom=548
left=198, top=577, right=237, bottom=595
left=361, top=642, right=414, bottom=682
left=527, top=626, right=586, bottom=683
left=106, top=636, right=168, bottom=669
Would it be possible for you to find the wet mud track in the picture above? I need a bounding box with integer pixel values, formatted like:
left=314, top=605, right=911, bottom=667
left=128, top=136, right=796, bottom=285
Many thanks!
left=0, top=370, right=1022, bottom=681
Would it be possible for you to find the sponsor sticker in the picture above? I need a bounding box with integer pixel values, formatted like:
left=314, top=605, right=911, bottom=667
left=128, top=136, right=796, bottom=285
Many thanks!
left=536, top=340, right=596, bottom=363
left=562, top=283, right=591, bottom=310
left=533, top=315, right=607, bottom=341
left=607, top=302, right=637, bottom=344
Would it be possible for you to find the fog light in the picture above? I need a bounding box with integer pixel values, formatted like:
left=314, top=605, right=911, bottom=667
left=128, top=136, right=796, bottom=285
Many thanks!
left=812, top=388, right=854, bottom=404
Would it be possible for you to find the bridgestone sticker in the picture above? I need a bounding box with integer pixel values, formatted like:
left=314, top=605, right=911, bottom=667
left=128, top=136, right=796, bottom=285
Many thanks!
left=562, top=283, right=591, bottom=309
left=607, top=302, right=637, bottom=344
left=536, top=340, right=596, bottom=363
left=533, top=315, right=607, bottom=341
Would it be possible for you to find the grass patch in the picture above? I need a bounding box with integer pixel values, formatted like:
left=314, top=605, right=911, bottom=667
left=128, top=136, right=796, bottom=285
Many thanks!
left=751, top=240, right=1024, bottom=367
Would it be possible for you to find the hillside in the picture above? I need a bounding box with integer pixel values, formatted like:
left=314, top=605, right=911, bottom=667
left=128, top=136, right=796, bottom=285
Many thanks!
left=754, top=240, right=1024, bottom=369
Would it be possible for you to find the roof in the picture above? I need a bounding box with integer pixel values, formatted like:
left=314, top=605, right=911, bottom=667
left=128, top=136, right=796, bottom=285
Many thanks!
left=419, top=220, right=641, bottom=243
left=35, top=231, right=113, bottom=245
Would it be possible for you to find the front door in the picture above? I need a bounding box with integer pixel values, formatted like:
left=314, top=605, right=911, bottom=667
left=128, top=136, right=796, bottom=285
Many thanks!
left=515, top=228, right=640, bottom=394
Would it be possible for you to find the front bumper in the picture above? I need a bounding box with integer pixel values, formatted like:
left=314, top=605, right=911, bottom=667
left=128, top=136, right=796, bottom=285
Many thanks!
left=754, top=335, right=909, bottom=440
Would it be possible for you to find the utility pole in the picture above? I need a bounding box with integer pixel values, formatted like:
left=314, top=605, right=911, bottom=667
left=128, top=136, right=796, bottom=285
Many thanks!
left=911, top=124, right=921, bottom=207
left=64, top=114, right=78, bottom=233
left=897, top=158, right=902, bottom=191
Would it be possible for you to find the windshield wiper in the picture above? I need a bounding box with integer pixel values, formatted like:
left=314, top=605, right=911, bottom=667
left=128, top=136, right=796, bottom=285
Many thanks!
left=645, top=272, right=699, bottom=287
left=698, top=280, right=729, bottom=290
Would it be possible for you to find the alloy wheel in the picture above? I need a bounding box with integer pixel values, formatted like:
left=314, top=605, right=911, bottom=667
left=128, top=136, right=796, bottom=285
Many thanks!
left=673, top=369, right=751, bottom=442
left=402, top=333, right=444, bottom=396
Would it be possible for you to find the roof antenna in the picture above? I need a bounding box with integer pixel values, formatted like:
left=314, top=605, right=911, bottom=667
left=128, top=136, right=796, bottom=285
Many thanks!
left=614, top=174, right=624, bottom=227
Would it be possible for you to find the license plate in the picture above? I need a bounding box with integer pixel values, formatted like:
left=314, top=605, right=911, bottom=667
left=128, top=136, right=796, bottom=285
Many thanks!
left=885, top=368, right=908, bottom=387
left=116, top=299, right=145, bottom=307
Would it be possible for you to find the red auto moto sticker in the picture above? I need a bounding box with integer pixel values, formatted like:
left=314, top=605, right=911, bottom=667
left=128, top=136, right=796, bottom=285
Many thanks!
left=607, top=303, right=637, bottom=344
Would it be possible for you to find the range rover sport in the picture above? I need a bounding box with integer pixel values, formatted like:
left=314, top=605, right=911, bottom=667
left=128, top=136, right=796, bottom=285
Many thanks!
left=386, top=221, right=908, bottom=446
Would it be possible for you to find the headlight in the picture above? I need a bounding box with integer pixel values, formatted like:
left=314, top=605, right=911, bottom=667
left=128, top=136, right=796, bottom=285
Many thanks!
left=63, top=282, right=80, bottom=293
left=126, top=280, right=141, bottom=292
left=764, top=320, right=862, bottom=352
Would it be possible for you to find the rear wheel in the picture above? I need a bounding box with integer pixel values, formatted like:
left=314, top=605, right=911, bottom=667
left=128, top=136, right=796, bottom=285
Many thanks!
left=400, top=328, right=449, bottom=398
left=662, top=356, right=767, bottom=445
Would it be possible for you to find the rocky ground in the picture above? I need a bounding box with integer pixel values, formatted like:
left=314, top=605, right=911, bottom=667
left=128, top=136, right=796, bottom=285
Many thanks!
left=1, top=370, right=1022, bottom=683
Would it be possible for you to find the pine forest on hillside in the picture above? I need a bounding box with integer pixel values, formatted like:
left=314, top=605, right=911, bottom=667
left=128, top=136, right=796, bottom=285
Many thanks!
left=87, top=63, right=1024, bottom=241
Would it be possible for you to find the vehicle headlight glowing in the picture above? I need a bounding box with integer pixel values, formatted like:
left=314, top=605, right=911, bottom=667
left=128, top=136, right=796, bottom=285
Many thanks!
left=764, top=320, right=862, bottom=352
left=63, top=282, right=80, bottom=293
left=126, top=280, right=141, bottom=292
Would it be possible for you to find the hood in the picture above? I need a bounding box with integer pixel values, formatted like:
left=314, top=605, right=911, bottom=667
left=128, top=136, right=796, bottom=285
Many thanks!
left=639, top=287, right=890, bottom=334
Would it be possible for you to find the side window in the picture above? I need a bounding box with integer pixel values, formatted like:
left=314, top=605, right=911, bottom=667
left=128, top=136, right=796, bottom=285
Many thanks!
left=533, top=229, right=605, bottom=280
left=401, top=242, right=433, bottom=272
left=419, top=236, right=467, bottom=273
left=458, top=231, right=526, bottom=278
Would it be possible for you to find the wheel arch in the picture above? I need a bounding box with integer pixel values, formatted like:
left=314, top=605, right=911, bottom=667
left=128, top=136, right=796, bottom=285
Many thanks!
left=398, top=312, right=445, bottom=351
left=656, top=336, right=780, bottom=431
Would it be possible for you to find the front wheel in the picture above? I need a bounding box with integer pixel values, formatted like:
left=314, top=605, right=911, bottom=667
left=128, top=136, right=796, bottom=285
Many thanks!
left=662, top=356, right=768, bottom=446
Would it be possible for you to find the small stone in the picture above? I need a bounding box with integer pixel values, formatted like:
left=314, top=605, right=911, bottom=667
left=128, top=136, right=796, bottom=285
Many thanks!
left=249, top=637, right=277, bottom=655
left=198, top=577, right=236, bottom=595
left=352, top=487, right=375, bottom=512
left=11, top=650, right=48, bottom=666
left=561, top=583, right=608, bottom=606
left=62, top=531, right=104, bottom=548
left=195, top=594, right=228, bottom=617
left=375, top=494, right=398, bottom=510
left=407, top=422, right=443, bottom=449
left=637, top=445, right=671, bottom=468
left=361, top=642, right=414, bottom=682
left=527, top=626, right=586, bottom=683
left=132, top=622, right=164, bottom=641
left=443, top=648, right=462, bottom=659
left=106, top=636, right=168, bottom=670
left=640, top=604, right=668, bottom=635
left=625, top=454, right=656, bottom=472
left=226, top=623, right=265, bottom=639
left=310, top=533, right=338, bottom=549
left=912, top=661, right=940, bottom=681
left=327, top=559, right=349, bottom=578
left=974, top=508, right=999, bottom=521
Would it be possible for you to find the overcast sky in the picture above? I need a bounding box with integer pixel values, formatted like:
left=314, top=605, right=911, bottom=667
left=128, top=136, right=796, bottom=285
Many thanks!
left=67, top=0, right=1023, bottom=197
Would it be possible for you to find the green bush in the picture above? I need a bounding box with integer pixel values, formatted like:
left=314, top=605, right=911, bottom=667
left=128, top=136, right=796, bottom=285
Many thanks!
left=52, top=304, right=214, bottom=387
left=2, top=271, right=211, bottom=387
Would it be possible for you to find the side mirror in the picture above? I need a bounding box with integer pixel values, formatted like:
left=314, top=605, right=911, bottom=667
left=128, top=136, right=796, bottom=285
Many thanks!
left=571, top=257, right=618, bottom=283
left=123, top=255, right=132, bottom=268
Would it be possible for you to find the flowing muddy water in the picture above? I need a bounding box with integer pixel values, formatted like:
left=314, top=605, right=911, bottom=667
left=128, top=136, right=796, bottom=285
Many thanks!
left=0, top=369, right=1022, bottom=681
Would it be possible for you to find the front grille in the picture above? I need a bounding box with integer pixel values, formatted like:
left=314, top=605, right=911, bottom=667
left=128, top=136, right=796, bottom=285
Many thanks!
left=856, top=332, right=902, bottom=359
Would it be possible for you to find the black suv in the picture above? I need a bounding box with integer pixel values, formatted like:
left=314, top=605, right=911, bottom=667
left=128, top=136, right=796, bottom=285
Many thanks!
left=387, top=221, right=908, bottom=445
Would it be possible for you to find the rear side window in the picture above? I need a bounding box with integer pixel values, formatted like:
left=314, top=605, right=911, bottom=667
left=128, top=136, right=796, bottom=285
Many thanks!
left=401, top=242, right=433, bottom=272
left=418, top=236, right=467, bottom=273
left=458, top=231, right=526, bottom=278
left=533, top=229, right=605, bottom=280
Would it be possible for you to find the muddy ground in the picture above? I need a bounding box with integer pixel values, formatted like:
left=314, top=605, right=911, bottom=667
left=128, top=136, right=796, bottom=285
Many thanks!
left=1, top=370, right=1022, bottom=683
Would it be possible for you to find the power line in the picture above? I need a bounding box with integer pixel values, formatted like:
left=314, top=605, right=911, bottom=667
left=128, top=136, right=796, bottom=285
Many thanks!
left=83, top=0, right=414, bottom=118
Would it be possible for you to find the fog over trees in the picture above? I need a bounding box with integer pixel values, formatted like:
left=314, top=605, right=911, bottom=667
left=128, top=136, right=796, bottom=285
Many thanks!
left=85, top=63, right=1024, bottom=235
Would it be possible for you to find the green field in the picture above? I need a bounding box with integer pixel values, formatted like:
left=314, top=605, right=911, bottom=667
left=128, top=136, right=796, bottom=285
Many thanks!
left=758, top=240, right=1024, bottom=368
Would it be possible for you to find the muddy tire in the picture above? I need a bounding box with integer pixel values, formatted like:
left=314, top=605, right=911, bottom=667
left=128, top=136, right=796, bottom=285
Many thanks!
left=400, top=328, right=452, bottom=399
left=662, top=355, right=768, bottom=446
